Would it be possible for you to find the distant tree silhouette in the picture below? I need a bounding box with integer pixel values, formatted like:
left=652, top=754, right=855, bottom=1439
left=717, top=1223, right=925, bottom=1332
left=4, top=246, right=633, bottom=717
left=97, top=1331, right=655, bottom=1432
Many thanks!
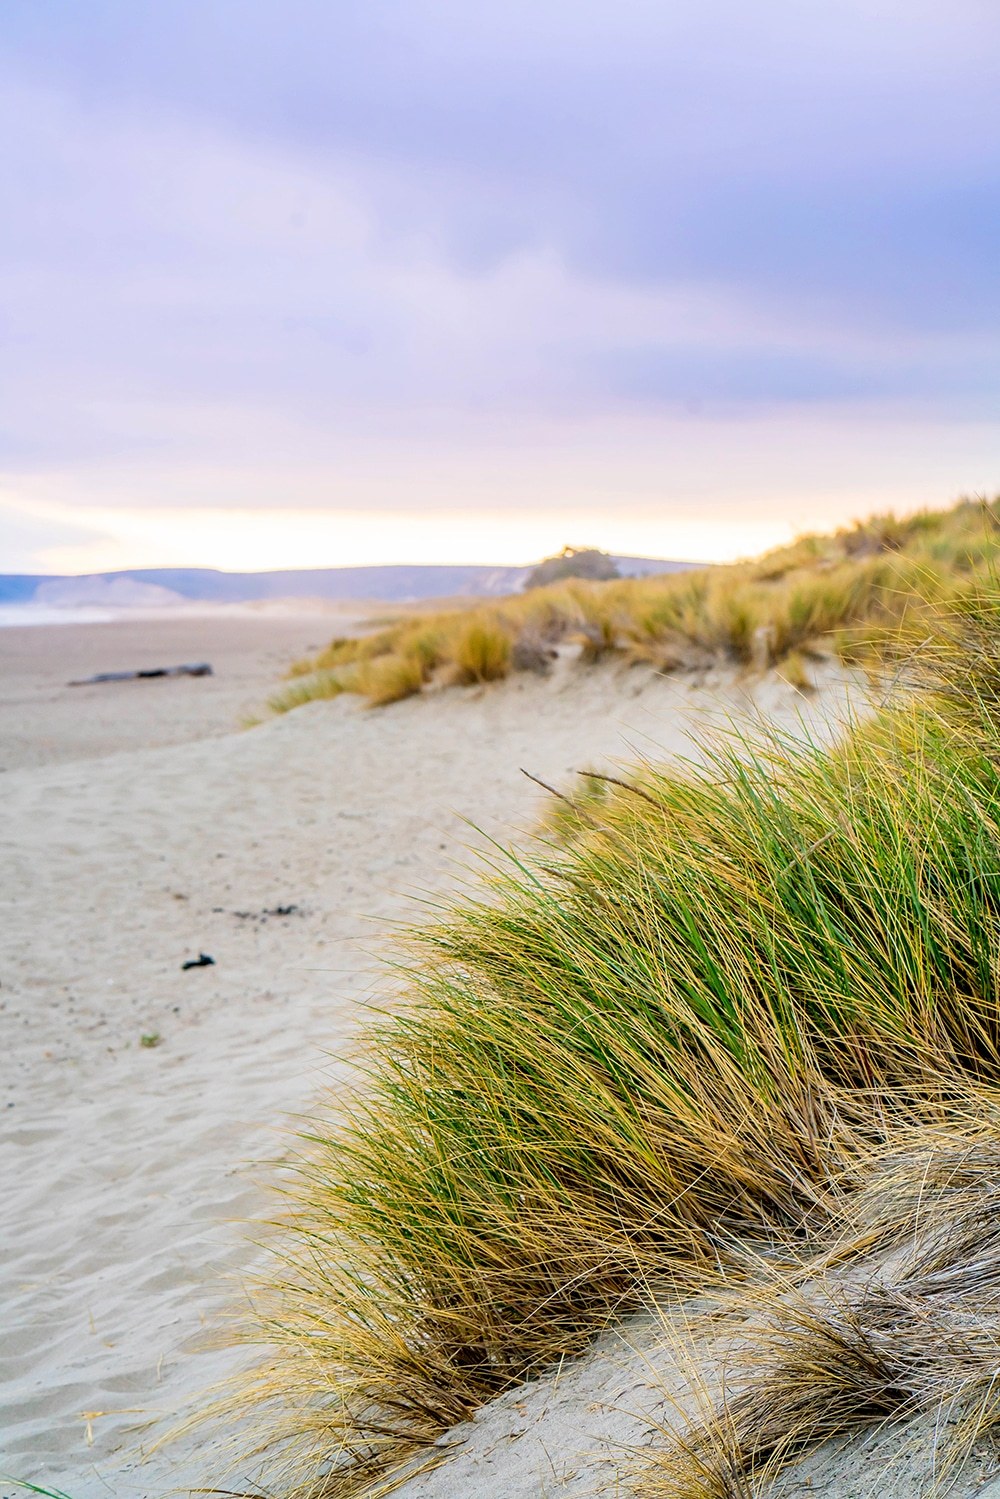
left=524, top=546, right=620, bottom=590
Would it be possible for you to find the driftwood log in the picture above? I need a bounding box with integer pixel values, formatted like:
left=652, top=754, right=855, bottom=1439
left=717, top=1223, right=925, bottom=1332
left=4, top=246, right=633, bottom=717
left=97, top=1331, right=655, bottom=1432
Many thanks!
left=69, top=662, right=213, bottom=686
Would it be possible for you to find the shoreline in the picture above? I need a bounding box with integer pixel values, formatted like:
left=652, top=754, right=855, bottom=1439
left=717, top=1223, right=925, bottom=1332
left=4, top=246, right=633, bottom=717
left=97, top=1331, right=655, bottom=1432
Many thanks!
left=0, top=598, right=387, bottom=629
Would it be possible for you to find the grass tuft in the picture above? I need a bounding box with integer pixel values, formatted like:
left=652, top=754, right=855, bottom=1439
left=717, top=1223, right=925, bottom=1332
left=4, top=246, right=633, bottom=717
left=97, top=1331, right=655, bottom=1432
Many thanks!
left=354, top=653, right=425, bottom=706
left=447, top=615, right=512, bottom=685
left=775, top=650, right=813, bottom=693
left=268, top=670, right=350, bottom=715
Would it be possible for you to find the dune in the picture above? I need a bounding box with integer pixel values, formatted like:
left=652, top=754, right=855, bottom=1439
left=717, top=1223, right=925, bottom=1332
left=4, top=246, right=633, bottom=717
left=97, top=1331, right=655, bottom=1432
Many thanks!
left=0, top=613, right=865, bottom=1497
left=383, top=1304, right=1000, bottom=1499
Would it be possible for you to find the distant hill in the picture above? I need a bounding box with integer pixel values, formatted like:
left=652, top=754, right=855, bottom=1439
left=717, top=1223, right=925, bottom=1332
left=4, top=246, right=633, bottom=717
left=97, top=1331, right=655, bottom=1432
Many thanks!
left=0, top=557, right=698, bottom=609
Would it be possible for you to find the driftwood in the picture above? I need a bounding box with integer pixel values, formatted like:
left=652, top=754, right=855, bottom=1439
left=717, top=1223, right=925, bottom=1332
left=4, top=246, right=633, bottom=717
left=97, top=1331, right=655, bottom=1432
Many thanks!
left=69, top=662, right=213, bottom=686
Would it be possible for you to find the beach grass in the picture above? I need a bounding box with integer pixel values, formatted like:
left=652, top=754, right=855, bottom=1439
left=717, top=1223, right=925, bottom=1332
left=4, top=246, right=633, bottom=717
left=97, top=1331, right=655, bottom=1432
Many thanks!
left=637, top=1123, right=1000, bottom=1497
left=271, top=495, right=1000, bottom=712
left=235, top=584, right=1000, bottom=1495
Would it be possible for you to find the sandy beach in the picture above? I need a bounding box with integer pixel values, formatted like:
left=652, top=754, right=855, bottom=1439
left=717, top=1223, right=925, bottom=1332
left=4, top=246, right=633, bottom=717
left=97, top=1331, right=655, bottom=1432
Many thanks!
left=0, top=604, right=364, bottom=771
left=0, top=612, right=864, bottom=1497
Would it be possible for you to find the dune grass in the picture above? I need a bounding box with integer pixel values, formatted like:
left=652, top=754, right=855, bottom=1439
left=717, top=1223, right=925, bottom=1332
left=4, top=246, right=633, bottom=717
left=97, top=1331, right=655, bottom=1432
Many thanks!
left=234, top=586, right=1000, bottom=1495
left=269, top=495, right=1000, bottom=713
left=639, top=1124, right=1000, bottom=1497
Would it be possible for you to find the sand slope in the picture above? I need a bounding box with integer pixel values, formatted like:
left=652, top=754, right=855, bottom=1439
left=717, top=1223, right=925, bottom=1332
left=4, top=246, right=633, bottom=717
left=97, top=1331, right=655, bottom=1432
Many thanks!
left=385, top=1302, right=1000, bottom=1499
left=0, top=629, right=864, bottom=1497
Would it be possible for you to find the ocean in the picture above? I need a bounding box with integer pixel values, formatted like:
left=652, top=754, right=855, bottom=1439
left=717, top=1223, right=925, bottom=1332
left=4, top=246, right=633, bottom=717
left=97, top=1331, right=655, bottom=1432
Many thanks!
left=0, top=604, right=118, bottom=627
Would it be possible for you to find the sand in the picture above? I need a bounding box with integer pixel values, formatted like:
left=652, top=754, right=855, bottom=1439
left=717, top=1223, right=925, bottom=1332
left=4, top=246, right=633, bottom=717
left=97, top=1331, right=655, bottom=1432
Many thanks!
left=383, top=1301, right=1000, bottom=1499
left=0, top=614, right=871, bottom=1497
left=0, top=603, right=362, bottom=771
left=383, top=1311, right=1000, bottom=1499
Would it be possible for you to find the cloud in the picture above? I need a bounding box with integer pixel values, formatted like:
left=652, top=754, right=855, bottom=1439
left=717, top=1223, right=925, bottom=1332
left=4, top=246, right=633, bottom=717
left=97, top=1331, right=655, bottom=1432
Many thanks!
left=0, top=1, right=998, bottom=568
left=5, top=1, right=998, bottom=314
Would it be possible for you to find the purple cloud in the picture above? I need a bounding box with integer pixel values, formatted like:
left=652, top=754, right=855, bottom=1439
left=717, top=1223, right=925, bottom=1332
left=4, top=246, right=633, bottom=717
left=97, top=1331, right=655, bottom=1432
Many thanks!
left=0, top=1, right=998, bottom=567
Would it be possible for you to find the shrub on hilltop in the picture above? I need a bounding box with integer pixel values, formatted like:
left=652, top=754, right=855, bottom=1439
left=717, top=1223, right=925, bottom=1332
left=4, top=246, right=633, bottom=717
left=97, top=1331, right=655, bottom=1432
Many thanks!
left=523, top=544, right=621, bottom=589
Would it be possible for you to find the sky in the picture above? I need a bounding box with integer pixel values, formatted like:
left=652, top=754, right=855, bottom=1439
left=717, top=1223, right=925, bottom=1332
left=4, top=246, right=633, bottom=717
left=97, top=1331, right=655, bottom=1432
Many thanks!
left=2, top=1, right=999, bottom=574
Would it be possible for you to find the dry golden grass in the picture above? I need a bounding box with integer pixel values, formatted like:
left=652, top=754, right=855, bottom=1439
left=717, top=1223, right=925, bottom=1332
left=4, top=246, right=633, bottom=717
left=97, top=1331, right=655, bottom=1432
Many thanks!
left=271, top=495, right=1000, bottom=712
left=446, top=615, right=512, bottom=684
left=638, top=1123, right=1000, bottom=1497
left=354, top=653, right=425, bottom=706
left=267, top=670, right=348, bottom=713
left=774, top=650, right=813, bottom=693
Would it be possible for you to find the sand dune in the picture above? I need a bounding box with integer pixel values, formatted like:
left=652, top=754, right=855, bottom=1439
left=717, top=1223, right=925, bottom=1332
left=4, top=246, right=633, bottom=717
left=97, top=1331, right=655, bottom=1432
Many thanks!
left=0, top=617, right=864, bottom=1496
